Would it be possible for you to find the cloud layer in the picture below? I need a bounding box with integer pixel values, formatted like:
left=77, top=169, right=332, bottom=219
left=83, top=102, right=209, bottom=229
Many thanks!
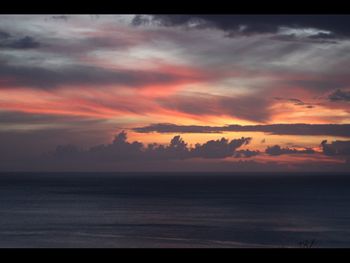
left=0, top=15, right=349, bottom=172
left=133, top=123, right=350, bottom=138
left=133, top=15, right=350, bottom=40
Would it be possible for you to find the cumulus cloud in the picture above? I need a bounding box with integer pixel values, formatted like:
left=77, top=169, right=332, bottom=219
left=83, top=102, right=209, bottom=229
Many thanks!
left=48, top=131, right=252, bottom=162
left=191, top=137, right=252, bottom=159
left=265, top=145, right=315, bottom=156
left=133, top=123, right=350, bottom=138
left=1, top=129, right=349, bottom=172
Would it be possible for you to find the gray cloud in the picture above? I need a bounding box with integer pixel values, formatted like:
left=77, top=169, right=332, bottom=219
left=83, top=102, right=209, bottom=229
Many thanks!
left=270, top=33, right=339, bottom=44
left=133, top=123, right=350, bottom=138
left=0, top=111, right=112, bottom=132
left=1, top=129, right=349, bottom=172
left=219, top=95, right=271, bottom=122
left=50, top=15, right=69, bottom=21
left=157, top=93, right=272, bottom=122
left=265, top=145, right=315, bottom=156
left=321, top=140, right=350, bottom=156
left=0, top=61, right=196, bottom=89
left=234, top=149, right=260, bottom=158
left=0, top=36, right=40, bottom=49
left=133, top=15, right=350, bottom=39
left=48, top=131, right=252, bottom=162
left=328, top=89, right=350, bottom=102
left=288, top=78, right=349, bottom=91
left=134, top=123, right=224, bottom=134
left=191, top=137, right=251, bottom=159
left=0, top=30, right=11, bottom=39
left=274, top=97, right=315, bottom=109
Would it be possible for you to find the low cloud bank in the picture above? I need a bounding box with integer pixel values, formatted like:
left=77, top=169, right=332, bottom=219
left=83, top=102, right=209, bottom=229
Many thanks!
left=133, top=123, right=350, bottom=138
left=48, top=131, right=253, bottom=161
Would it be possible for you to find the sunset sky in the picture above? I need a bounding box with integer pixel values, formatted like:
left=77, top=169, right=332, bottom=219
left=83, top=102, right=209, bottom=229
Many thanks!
left=1, top=15, right=350, bottom=172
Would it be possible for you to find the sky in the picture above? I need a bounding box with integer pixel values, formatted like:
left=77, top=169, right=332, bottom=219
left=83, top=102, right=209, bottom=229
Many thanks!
left=0, top=14, right=350, bottom=172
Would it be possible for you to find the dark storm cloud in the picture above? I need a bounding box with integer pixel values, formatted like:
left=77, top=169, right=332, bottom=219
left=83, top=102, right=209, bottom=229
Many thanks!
left=0, top=61, right=191, bottom=89
left=328, top=89, right=350, bottom=102
left=133, top=123, right=350, bottom=138
left=265, top=145, right=315, bottom=156
left=321, top=140, right=350, bottom=156
left=133, top=15, right=350, bottom=39
left=0, top=36, right=40, bottom=49
left=48, top=131, right=252, bottom=162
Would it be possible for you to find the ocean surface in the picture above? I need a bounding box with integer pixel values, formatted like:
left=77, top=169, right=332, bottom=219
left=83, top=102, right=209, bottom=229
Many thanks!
left=0, top=172, right=350, bottom=248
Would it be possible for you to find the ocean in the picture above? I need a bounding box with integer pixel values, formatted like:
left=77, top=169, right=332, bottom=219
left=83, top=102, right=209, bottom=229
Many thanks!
left=0, top=172, right=350, bottom=248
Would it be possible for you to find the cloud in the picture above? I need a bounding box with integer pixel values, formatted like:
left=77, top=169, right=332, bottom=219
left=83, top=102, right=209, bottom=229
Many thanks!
left=0, top=128, right=347, bottom=172
left=0, top=61, right=203, bottom=89
left=48, top=131, right=252, bottom=162
left=287, top=78, right=349, bottom=92
left=132, top=15, right=350, bottom=39
left=133, top=123, right=350, bottom=138
left=53, top=144, right=81, bottom=158
left=157, top=93, right=272, bottom=122
left=328, top=89, right=350, bottom=102
left=307, top=32, right=340, bottom=42
left=234, top=149, right=260, bottom=158
left=2, top=130, right=347, bottom=172
left=321, top=140, right=350, bottom=156
left=270, top=32, right=339, bottom=44
left=265, top=145, right=315, bottom=156
left=273, top=97, right=316, bottom=109
left=50, top=15, right=69, bottom=21
left=133, top=123, right=224, bottom=134
left=191, top=137, right=251, bottom=159
left=0, top=36, right=40, bottom=49
left=0, top=30, right=11, bottom=39
left=219, top=95, right=271, bottom=122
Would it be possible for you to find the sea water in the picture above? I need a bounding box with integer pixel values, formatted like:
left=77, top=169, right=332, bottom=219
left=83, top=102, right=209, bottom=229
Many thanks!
left=0, top=172, right=349, bottom=248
